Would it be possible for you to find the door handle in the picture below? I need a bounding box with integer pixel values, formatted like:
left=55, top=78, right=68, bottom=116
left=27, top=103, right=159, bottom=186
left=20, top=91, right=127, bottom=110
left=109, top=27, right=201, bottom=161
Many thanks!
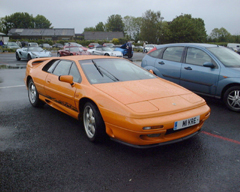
left=158, top=61, right=165, bottom=65
left=46, top=79, right=51, bottom=83
left=184, top=66, right=192, bottom=70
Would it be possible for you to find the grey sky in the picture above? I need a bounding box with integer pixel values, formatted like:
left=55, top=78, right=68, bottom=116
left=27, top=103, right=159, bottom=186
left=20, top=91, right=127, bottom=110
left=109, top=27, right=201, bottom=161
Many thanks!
left=1, top=0, right=239, bottom=35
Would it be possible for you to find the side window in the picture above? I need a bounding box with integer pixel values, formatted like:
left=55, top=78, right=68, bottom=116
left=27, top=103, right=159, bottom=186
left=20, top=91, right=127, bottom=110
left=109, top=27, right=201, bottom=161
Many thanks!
left=162, top=47, right=184, bottom=62
left=186, top=48, right=212, bottom=66
left=52, top=60, right=72, bottom=76
left=148, top=48, right=163, bottom=58
left=42, top=60, right=60, bottom=73
left=69, top=63, right=81, bottom=82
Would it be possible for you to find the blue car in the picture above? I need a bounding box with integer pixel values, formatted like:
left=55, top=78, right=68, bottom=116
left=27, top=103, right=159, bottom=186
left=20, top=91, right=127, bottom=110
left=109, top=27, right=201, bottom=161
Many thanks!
left=114, top=43, right=133, bottom=58
left=141, top=43, right=240, bottom=112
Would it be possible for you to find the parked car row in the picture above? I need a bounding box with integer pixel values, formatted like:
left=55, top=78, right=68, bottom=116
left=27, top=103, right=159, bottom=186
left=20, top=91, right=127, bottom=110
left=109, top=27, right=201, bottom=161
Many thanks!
left=20, top=41, right=240, bottom=148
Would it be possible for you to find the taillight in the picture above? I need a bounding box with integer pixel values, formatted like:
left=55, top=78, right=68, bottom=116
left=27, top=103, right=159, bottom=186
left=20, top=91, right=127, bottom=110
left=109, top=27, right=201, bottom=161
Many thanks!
left=148, top=47, right=156, bottom=54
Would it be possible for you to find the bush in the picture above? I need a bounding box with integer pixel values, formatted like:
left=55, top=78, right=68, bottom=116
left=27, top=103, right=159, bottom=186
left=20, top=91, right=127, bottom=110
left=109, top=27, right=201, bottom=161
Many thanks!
left=112, top=38, right=119, bottom=45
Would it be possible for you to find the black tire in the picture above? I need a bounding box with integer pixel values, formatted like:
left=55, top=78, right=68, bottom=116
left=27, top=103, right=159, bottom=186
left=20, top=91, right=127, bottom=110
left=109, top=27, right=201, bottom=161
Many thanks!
left=104, top=53, right=110, bottom=56
left=83, top=102, right=106, bottom=142
left=28, top=79, right=45, bottom=108
left=16, top=52, right=21, bottom=61
left=27, top=54, right=32, bottom=61
left=223, top=86, right=240, bottom=112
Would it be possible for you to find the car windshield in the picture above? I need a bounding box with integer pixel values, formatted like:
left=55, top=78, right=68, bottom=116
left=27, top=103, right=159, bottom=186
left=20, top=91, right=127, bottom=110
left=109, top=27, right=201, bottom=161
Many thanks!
left=68, top=47, right=81, bottom=52
left=102, top=47, right=112, bottom=51
left=104, top=43, right=114, bottom=46
left=8, top=42, right=18, bottom=46
left=208, top=47, right=240, bottom=67
left=28, top=47, right=43, bottom=52
left=80, top=58, right=156, bottom=84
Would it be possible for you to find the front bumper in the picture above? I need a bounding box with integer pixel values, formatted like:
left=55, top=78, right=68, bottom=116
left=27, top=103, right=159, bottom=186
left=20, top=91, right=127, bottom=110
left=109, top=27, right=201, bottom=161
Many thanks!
left=103, top=105, right=210, bottom=147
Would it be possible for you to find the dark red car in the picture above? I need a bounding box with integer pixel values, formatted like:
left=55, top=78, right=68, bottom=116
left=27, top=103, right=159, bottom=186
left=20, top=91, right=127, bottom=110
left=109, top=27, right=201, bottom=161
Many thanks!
left=57, top=46, right=90, bottom=57
left=88, top=43, right=99, bottom=49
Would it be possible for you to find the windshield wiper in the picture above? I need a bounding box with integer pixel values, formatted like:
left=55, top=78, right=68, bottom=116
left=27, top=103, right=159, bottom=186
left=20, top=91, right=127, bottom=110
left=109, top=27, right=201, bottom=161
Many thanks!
left=98, top=66, right=120, bottom=82
left=92, top=60, right=103, bottom=77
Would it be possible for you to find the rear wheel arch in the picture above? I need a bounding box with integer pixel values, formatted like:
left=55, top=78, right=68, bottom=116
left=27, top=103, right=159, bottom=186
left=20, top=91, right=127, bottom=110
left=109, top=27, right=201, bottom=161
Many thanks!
left=26, top=76, right=33, bottom=87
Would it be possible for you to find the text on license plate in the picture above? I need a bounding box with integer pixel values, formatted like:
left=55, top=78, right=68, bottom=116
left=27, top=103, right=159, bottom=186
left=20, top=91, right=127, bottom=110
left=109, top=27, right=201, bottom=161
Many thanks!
left=174, top=116, right=200, bottom=130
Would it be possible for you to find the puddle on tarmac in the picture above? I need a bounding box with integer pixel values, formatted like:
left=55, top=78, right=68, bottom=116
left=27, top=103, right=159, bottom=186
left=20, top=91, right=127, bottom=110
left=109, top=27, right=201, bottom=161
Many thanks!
left=0, top=64, right=26, bottom=69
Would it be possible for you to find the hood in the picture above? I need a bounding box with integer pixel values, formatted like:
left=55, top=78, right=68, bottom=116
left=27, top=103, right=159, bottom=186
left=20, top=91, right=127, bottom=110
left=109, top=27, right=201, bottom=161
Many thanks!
left=222, top=67, right=240, bottom=78
left=93, top=79, right=205, bottom=113
left=32, top=51, right=50, bottom=56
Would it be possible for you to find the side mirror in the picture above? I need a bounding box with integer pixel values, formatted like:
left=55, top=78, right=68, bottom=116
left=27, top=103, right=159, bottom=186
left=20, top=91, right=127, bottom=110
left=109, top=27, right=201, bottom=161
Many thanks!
left=203, top=62, right=215, bottom=68
left=149, top=69, right=154, bottom=74
left=59, top=75, right=74, bottom=85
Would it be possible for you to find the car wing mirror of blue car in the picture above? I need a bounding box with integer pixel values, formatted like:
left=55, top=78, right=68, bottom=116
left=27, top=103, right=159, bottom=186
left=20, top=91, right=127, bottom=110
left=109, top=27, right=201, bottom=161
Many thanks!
left=203, top=62, right=215, bottom=68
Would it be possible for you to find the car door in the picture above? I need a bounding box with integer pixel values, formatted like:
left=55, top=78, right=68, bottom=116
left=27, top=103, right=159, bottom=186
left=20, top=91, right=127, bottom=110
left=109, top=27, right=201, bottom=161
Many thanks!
left=154, top=46, right=184, bottom=84
left=44, top=60, right=81, bottom=112
left=180, top=47, right=220, bottom=95
left=94, top=47, right=104, bottom=55
left=61, top=48, right=70, bottom=56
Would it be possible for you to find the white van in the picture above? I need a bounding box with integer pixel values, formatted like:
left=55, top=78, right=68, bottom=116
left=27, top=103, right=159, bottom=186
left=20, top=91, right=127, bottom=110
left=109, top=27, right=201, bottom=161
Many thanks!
left=227, top=43, right=240, bottom=53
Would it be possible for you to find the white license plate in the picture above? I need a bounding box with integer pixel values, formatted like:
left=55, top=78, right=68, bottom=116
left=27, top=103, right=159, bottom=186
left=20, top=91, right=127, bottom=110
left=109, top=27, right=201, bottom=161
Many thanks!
left=174, top=116, right=200, bottom=130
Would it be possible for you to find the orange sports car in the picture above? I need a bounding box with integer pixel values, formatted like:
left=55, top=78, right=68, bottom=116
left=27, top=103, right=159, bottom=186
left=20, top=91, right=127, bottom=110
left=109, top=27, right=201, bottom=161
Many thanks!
left=24, top=55, right=210, bottom=148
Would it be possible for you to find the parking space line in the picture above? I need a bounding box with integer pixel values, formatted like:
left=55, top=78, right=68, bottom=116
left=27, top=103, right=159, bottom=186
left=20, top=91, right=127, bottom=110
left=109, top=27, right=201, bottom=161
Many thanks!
left=0, top=85, right=25, bottom=89
left=202, top=131, right=240, bottom=145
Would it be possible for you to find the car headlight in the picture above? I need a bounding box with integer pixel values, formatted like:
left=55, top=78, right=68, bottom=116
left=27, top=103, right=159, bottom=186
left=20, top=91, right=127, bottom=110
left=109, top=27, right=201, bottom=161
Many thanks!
left=143, top=125, right=164, bottom=130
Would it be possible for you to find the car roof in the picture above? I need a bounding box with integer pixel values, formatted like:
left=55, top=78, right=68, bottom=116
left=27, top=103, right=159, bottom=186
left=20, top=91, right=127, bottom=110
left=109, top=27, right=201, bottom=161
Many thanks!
left=52, top=55, right=121, bottom=61
left=96, top=45, right=106, bottom=48
left=156, top=43, right=218, bottom=49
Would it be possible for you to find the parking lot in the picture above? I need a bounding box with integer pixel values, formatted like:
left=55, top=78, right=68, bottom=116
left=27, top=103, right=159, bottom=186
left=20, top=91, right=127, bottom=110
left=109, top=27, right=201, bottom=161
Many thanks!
left=0, top=53, right=240, bottom=192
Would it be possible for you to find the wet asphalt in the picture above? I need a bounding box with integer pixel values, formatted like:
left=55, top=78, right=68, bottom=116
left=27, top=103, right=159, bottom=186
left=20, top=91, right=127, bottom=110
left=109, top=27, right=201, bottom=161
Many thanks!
left=0, top=53, right=240, bottom=192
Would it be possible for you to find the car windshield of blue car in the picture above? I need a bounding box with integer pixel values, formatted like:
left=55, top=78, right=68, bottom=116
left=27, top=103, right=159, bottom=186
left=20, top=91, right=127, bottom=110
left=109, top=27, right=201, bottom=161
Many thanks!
left=28, top=47, right=43, bottom=52
left=80, top=59, right=156, bottom=84
left=208, top=47, right=240, bottom=67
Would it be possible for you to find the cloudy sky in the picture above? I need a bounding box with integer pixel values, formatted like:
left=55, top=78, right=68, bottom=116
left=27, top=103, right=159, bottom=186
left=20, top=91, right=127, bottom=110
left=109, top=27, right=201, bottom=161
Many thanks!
left=1, top=0, right=240, bottom=35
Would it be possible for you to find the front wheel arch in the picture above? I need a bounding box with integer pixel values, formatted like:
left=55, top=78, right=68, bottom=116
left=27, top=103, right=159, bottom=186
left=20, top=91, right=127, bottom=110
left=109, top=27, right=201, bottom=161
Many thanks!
left=82, top=101, right=107, bottom=142
left=223, top=85, right=240, bottom=112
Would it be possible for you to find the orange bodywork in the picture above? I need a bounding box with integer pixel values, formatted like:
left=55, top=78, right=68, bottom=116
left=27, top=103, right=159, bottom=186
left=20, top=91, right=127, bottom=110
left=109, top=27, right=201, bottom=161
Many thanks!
left=24, top=55, right=210, bottom=148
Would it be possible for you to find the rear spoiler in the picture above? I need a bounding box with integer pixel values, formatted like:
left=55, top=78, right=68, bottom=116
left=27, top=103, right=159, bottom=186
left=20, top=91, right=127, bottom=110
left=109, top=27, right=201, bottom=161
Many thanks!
left=27, top=58, right=52, bottom=68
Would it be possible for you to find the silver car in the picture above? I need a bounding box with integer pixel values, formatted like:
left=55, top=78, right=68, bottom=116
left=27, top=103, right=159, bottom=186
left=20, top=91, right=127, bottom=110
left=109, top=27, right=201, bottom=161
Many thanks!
left=89, top=45, right=123, bottom=57
left=16, top=46, right=51, bottom=61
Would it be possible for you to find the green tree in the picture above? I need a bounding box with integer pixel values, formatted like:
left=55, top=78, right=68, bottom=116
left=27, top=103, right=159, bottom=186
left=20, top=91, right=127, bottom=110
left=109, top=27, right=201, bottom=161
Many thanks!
left=210, top=27, right=231, bottom=42
left=0, top=12, right=34, bottom=34
left=169, top=14, right=207, bottom=43
left=159, top=21, right=171, bottom=44
left=140, top=10, right=163, bottom=43
left=84, top=27, right=96, bottom=32
left=105, top=14, right=124, bottom=32
left=34, top=15, right=52, bottom=28
left=95, top=22, right=105, bottom=31
left=123, top=16, right=142, bottom=41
